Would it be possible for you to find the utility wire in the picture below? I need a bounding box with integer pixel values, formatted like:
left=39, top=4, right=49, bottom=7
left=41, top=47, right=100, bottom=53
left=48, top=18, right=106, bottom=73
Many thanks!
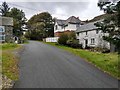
left=8, top=2, right=39, bottom=11
left=7, top=2, right=70, bottom=18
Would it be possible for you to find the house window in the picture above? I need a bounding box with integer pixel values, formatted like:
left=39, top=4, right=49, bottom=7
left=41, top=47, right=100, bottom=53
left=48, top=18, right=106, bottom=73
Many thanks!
left=76, top=24, right=80, bottom=28
left=61, top=26, right=64, bottom=29
left=0, top=27, right=5, bottom=32
left=0, top=35, right=5, bottom=41
left=77, top=32, right=79, bottom=36
left=86, top=31, right=88, bottom=35
left=55, top=25, right=58, bottom=30
left=91, top=38, right=95, bottom=44
left=96, top=30, right=99, bottom=34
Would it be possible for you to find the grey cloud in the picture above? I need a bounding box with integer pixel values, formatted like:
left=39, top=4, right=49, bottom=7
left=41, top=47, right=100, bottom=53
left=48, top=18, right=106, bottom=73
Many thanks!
left=9, top=2, right=89, bottom=19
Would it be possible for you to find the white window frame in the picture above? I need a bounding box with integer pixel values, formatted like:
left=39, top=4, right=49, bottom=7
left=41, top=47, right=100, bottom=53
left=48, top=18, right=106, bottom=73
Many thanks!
left=0, top=26, right=5, bottom=32
left=91, top=38, right=95, bottom=45
left=0, top=35, right=5, bottom=41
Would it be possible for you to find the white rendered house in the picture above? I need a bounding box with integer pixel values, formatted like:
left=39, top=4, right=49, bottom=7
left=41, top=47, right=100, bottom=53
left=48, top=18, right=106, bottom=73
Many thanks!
left=54, top=16, right=83, bottom=37
left=76, top=20, right=110, bottom=49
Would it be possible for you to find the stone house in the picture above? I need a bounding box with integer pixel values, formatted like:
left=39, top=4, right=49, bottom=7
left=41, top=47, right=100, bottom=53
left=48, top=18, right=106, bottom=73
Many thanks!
left=0, top=17, right=13, bottom=43
left=76, top=20, right=110, bottom=49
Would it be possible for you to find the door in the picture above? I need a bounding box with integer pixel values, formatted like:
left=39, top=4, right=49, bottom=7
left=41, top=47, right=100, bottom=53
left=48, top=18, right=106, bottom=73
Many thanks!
left=85, top=39, right=88, bottom=48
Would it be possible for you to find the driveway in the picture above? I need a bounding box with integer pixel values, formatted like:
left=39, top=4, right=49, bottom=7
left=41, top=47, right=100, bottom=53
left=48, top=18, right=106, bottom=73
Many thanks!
left=14, top=41, right=118, bottom=88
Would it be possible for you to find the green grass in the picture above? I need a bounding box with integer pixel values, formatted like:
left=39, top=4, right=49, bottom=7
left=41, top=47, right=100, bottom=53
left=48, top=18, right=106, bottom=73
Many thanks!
left=0, top=43, right=19, bottom=50
left=2, top=51, right=19, bottom=80
left=45, top=42, right=119, bottom=79
left=0, top=43, right=21, bottom=80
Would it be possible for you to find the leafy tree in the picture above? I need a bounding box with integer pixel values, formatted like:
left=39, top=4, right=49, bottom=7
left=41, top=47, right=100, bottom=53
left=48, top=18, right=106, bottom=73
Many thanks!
left=27, top=12, right=54, bottom=40
left=7, top=8, right=27, bottom=37
left=95, top=0, right=120, bottom=52
left=0, top=2, right=10, bottom=16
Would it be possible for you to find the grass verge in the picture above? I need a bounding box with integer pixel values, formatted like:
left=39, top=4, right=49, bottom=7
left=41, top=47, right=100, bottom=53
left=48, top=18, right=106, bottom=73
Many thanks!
left=0, top=43, right=22, bottom=80
left=45, top=42, right=119, bottom=79
left=0, top=43, right=19, bottom=50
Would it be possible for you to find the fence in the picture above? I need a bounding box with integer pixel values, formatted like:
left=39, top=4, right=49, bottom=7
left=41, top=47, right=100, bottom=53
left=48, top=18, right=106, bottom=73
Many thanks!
left=45, top=37, right=59, bottom=42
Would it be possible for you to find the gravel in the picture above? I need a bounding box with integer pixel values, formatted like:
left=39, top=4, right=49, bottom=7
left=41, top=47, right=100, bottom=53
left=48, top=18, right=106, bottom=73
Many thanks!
left=2, top=75, right=15, bottom=89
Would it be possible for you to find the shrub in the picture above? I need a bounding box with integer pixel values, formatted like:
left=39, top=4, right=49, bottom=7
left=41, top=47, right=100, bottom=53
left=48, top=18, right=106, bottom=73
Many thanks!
left=67, top=39, right=81, bottom=48
left=58, top=33, right=68, bottom=45
left=68, top=32, right=76, bottom=40
left=90, top=47, right=110, bottom=53
left=102, top=48, right=110, bottom=53
left=20, top=36, right=28, bottom=43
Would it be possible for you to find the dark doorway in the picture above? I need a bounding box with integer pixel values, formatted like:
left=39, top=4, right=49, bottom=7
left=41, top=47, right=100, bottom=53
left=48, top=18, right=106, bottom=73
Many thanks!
left=85, top=39, right=88, bottom=48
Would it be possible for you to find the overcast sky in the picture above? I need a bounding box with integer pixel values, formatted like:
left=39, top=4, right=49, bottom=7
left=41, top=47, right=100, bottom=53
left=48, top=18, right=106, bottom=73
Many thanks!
left=0, top=0, right=105, bottom=21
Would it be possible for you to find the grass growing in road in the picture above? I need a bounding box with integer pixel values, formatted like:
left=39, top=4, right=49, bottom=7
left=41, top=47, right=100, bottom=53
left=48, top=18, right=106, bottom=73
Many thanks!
left=45, top=42, right=119, bottom=79
left=0, top=43, right=21, bottom=80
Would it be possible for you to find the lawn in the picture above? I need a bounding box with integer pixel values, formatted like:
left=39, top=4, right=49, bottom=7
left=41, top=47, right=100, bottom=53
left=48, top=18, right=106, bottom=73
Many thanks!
left=45, top=42, right=119, bottom=79
left=0, top=43, right=21, bottom=80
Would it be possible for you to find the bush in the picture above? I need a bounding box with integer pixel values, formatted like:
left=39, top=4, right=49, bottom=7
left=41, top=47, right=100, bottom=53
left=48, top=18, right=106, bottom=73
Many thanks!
left=102, top=48, right=110, bottom=53
left=58, top=33, right=68, bottom=45
left=20, top=36, right=28, bottom=43
left=67, top=39, right=81, bottom=48
left=90, top=47, right=110, bottom=53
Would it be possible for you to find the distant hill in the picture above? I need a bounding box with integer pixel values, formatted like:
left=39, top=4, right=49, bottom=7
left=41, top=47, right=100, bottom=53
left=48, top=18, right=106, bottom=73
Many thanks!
left=83, top=14, right=111, bottom=24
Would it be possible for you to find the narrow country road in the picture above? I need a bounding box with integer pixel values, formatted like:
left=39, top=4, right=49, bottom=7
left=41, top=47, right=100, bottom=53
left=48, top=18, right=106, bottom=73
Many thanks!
left=14, top=41, right=118, bottom=88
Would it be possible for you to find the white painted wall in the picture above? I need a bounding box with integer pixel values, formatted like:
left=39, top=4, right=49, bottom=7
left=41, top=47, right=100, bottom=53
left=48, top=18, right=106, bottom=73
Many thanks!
left=54, top=23, right=64, bottom=33
left=46, top=37, right=59, bottom=42
left=65, top=23, right=78, bottom=31
left=54, top=22, right=80, bottom=33
left=77, top=30, right=110, bottom=49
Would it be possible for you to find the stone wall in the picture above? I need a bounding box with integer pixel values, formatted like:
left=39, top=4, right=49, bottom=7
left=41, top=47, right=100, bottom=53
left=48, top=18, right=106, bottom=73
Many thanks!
left=0, top=17, right=13, bottom=43
left=5, top=26, right=13, bottom=43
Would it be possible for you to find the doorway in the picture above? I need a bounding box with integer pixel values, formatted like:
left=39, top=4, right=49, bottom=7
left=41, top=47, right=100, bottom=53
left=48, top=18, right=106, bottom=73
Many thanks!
left=85, top=39, right=88, bottom=48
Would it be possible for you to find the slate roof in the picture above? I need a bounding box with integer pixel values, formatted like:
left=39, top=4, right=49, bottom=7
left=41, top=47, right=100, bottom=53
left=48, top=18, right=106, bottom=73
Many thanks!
left=65, top=16, right=81, bottom=25
left=76, top=20, right=103, bottom=33
left=56, top=16, right=81, bottom=26
left=56, top=19, right=66, bottom=26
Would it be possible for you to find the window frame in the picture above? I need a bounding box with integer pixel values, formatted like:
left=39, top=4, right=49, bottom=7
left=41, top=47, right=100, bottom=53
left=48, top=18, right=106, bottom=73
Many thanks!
left=0, top=35, right=5, bottom=41
left=0, top=26, right=5, bottom=32
left=91, top=38, right=95, bottom=45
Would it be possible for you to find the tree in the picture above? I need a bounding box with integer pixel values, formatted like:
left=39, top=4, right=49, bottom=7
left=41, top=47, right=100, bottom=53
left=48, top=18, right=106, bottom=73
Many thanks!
left=0, top=2, right=10, bottom=16
left=7, top=8, right=27, bottom=37
left=27, top=12, right=54, bottom=40
left=95, top=0, right=120, bottom=52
